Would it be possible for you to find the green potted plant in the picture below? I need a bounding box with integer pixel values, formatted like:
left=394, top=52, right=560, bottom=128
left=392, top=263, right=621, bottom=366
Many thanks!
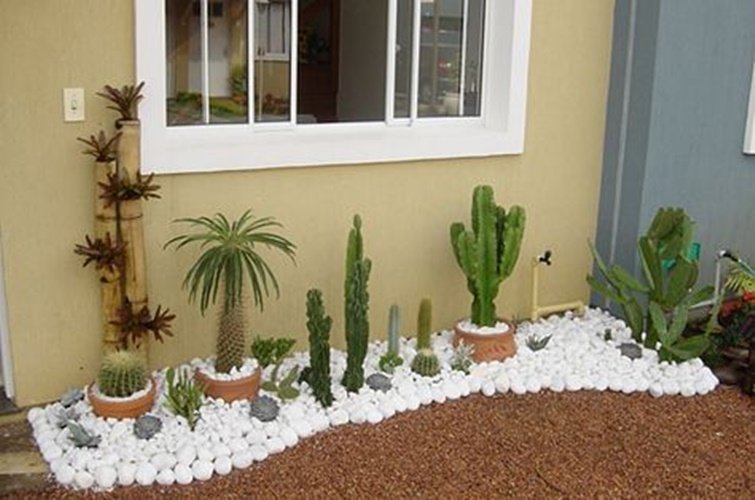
left=166, top=210, right=296, bottom=402
left=450, top=185, right=526, bottom=361
left=88, top=351, right=156, bottom=419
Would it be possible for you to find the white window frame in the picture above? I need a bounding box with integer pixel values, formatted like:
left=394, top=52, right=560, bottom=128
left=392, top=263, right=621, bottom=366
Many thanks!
left=136, top=0, right=532, bottom=174
left=255, top=0, right=291, bottom=61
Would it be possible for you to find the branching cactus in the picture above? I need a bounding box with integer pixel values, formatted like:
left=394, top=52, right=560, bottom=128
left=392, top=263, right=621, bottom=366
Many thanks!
left=342, top=215, right=372, bottom=392
left=416, top=298, right=433, bottom=350
left=97, top=351, right=148, bottom=398
left=450, top=185, right=526, bottom=326
left=306, top=289, right=334, bottom=407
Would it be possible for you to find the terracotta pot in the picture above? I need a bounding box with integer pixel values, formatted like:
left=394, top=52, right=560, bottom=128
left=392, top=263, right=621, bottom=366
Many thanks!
left=194, top=367, right=261, bottom=403
left=88, top=378, right=156, bottom=419
left=453, top=319, right=517, bottom=362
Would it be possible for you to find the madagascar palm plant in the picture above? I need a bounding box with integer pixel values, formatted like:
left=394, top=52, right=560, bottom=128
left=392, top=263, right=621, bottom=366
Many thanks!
left=165, top=210, right=296, bottom=373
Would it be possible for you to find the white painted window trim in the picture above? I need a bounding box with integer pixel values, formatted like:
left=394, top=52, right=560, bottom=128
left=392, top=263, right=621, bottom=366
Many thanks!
left=0, top=230, right=15, bottom=400
left=135, top=0, right=532, bottom=174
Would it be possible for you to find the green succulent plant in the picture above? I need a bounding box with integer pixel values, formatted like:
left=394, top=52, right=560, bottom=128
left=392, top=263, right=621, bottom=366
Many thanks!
left=97, top=350, right=148, bottom=398
left=165, top=210, right=296, bottom=374
left=164, top=367, right=205, bottom=430
left=254, top=337, right=300, bottom=400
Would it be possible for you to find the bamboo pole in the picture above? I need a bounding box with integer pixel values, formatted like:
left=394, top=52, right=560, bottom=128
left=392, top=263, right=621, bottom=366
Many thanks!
left=94, top=160, right=121, bottom=353
left=117, top=120, right=149, bottom=361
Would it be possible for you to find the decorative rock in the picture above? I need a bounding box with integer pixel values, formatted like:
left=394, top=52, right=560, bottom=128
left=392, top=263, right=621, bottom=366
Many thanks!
left=250, top=396, right=280, bottom=422
left=366, top=408, right=384, bottom=424
left=366, top=373, right=392, bottom=392
left=405, top=395, right=421, bottom=411
left=228, top=437, right=248, bottom=454
left=135, top=463, right=157, bottom=486
left=565, top=375, right=582, bottom=392
left=60, top=388, right=85, bottom=408
left=442, top=382, right=462, bottom=400
left=467, top=376, right=483, bottom=393
left=174, top=464, right=193, bottom=485
left=481, top=380, right=495, bottom=397
left=680, top=382, right=696, bottom=397
left=191, top=460, right=214, bottom=481
left=279, top=426, right=299, bottom=447
left=176, top=445, right=197, bottom=465
left=311, top=414, right=330, bottom=433
left=229, top=450, right=251, bottom=469
left=214, top=456, right=233, bottom=475
left=525, top=377, right=542, bottom=393
left=265, top=437, right=286, bottom=454
left=56, top=465, right=75, bottom=485
left=134, top=415, right=162, bottom=440
left=329, top=410, right=349, bottom=426
left=74, top=470, right=94, bottom=489
left=94, top=466, right=117, bottom=489
left=197, top=447, right=215, bottom=463
left=157, top=468, right=176, bottom=486
left=249, top=444, right=269, bottom=462
left=263, top=422, right=281, bottom=438
left=151, top=453, right=177, bottom=472
left=618, top=343, right=643, bottom=360
left=117, top=463, right=136, bottom=486
left=290, top=419, right=313, bottom=439
left=246, top=429, right=267, bottom=445
left=649, top=383, right=664, bottom=398
left=212, top=443, right=232, bottom=459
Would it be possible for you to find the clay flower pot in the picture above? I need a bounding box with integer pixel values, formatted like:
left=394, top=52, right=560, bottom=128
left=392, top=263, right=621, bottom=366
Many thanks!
left=88, top=378, right=157, bottom=419
left=453, top=319, right=518, bottom=362
left=194, top=367, right=261, bottom=403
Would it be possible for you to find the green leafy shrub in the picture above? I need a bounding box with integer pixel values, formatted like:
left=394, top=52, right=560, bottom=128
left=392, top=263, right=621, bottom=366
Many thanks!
left=164, top=367, right=205, bottom=431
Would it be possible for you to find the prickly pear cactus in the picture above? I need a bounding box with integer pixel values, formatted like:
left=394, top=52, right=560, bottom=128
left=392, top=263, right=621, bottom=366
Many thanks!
left=450, top=185, right=525, bottom=327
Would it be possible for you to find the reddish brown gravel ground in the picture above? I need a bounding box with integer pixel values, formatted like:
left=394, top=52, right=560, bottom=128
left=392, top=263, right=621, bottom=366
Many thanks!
left=8, top=388, right=754, bottom=499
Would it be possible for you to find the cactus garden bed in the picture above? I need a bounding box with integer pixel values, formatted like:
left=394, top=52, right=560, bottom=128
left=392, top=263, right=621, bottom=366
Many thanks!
left=26, top=309, right=725, bottom=492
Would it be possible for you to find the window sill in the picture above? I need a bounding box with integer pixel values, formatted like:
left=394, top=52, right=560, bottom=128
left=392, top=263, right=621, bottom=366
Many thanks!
left=143, top=121, right=525, bottom=175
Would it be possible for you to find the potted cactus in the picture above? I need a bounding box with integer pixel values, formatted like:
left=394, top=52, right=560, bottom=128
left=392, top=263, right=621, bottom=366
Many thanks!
left=88, top=351, right=156, bottom=419
left=450, top=185, right=526, bottom=361
left=165, top=210, right=296, bottom=402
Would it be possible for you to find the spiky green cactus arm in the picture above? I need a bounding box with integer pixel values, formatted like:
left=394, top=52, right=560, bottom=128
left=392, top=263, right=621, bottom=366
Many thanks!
left=500, top=205, right=525, bottom=280
left=216, top=298, right=246, bottom=373
left=388, top=304, right=400, bottom=355
left=416, top=298, right=433, bottom=350
left=343, top=258, right=371, bottom=392
left=306, top=289, right=334, bottom=407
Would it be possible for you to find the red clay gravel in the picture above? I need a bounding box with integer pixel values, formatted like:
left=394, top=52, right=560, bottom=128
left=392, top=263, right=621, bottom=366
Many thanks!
left=9, top=388, right=754, bottom=499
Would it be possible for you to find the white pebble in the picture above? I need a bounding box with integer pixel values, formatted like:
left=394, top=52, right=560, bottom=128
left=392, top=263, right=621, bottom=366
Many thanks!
left=510, top=379, right=526, bottom=395
left=649, top=383, right=664, bottom=398
left=494, top=374, right=510, bottom=393
left=550, top=377, right=565, bottom=393
left=662, top=379, right=680, bottom=396
left=174, top=464, right=193, bottom=485
left=279, top=426, right=299, bottom=447
left=214, top=456, right=233, bottom=475
left=366, top=409, right=384, bottom=424
left=135, top=463, right=157, bottom=486
left=680, top=383, right=696, bottom=397
left=481, top=380, right=496, bottom=397
left=95, top=466, right=117, bottom=489
left=229, top=437, right=248, bottom=454
left=55, top=465, right=75, bottom=485
left=290, top=419, right=313, bottom=439
left=232, top=450, right=254, bottom=469
left=265, top=437, right=286, bottom=454
left=442, top=382, right=462, bottom=400
left=117, top=463, right=136, bottom=486
left=405, top=395, right=421, bottom=411
left=176, top=444, right=197, bottom=465
left=191, top=460, right=214, bottom=481
left=74, top=470, right=94, bottom=489
left=157, top=468, right=176, bottom=486
left=249, top=444, right=269, bottom=462
left=379, top=399, right=397, bottom=418
left=467, top=376, right=483, bottom=393
left=264, top=422, right=281, bottom=438
left=525, top=377, right=542, bottom=393
left=212, top=443, right=232, bottom=459
left=329, top=410, right=349, bottom=426
left=246, top=429, right=267, bottom=445
left=151, top=453, right=177, bottom=471
left=431, top=387, right=447, bottom=404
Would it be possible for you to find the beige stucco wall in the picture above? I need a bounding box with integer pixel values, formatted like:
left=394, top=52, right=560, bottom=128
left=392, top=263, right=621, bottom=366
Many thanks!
left=0, top=0, right=614, bottom=406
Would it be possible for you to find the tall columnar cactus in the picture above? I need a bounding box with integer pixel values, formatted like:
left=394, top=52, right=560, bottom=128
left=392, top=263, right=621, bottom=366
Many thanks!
left=450, top=185, right=526, bottom=327
left=97, top=351, right=148, bottom=398
left=342, top=215, right=372, bottom=392
left=379, top=304, right=403, bottom=373
left=306, top=289, right=334, bottom=407
left=387, top=304, right=400, bottom=355
left=416, top=298, right=433, bottom=350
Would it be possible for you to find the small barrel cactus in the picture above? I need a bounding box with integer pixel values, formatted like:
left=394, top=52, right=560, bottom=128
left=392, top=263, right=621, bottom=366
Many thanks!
left=97, top=351, right=148, bottom=398
left=411, top=348, right=440, bottom=377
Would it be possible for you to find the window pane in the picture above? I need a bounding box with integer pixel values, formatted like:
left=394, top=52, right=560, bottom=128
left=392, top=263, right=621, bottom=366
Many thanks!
left=254, top=0, right=291, bottom=123
left=464, top=0, right=485, bottom=116
left=208, top=0, right=248, bottom=124
left=394, top=0, right=414, bottom=119
left=166, top=0, right=204, bottom=125
left=299, top=0, right=388, bottom=123
left=418, top=0, right=463, bottom=118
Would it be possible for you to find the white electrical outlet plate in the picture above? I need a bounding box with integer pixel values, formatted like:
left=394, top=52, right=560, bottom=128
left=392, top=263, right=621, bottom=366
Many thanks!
left=63, top=88, right=85, bottom=122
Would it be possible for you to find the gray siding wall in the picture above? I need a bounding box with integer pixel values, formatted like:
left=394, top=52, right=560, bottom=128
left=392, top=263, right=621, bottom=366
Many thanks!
left=596, top=0, right=755, bottom=304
